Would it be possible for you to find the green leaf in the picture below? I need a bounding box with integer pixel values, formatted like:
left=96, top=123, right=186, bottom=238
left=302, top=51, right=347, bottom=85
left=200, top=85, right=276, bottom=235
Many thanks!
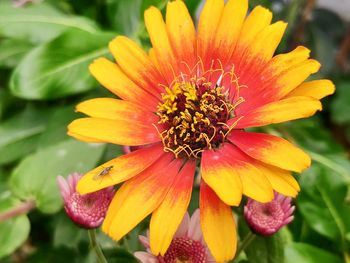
left=0, top=195, right=30, bottom=259
left=106, top=0, right=142, bottom=37
left=0, top=0, right=98, bottom=43
left=0, top=107, right=52, bottom=164
left=330, top=80, right=350, bottom=125
left=312, top=8, right=345, bottom=41
left=9, top=139, right=106, bottom=214
left=0, top=89, right=20, bottom=120
left=275, top=119, right=350, bottom=181
left=0, top=39, right=33, bottom=68
left=37, top=105, right=79, bottom=148
left=249, top=0, right=272, bottom=8
left=53, top=212, right=85, bottom=249
left=10, top=29, right=115, bottom=100
left=141, top=0, right=168, bottom=13
left=104, top=248, right=138, bottom=263
left=0, top=134, right=41, bottom=165
left=184, top=0, right=203, bottom=17
left=0, top=168, right=8, bottom=192
left=308, top=25, right=336, bottom=75
left=245, top=232, right=285, bottom=263
left=279, top=119, right=345, bottom=155
left=285, top=243, right=343, bottom=263
left=298, top=166, right=350, bottom=244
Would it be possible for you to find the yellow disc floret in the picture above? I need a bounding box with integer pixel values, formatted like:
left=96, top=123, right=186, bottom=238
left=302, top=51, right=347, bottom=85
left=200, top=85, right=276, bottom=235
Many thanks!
left=157, top=80, right=236, bottom=159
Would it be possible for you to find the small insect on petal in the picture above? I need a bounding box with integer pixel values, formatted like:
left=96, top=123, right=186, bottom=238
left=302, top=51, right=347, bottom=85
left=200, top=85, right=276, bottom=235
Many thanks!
left=93, top=166, right=114, bottom=180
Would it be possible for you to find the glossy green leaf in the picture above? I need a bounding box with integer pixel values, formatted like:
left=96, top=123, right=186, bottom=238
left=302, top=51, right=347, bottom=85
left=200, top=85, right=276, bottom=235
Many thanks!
left=0, top=39, right=33, bottom=68
left=312, top=8, right=345, bottom=40
left=0, top=107, right=52, bottom=164
left=245, top=232, right=285, bottom=263
left=53, top=212, right=85, bottom=249
left=0, top=168, right=7, bottom=192
left=0, top=0, right=98, bottom=43
left=0, top=134, right=41, bottom=165
left=9, top=139, right=106, bottom=214
left=298, top=166, right=350, bottom=243
left=10, top=29, right=115, bottom=100
left=104, top=248, right=138, bottom=263
left=308, top=25, right=335, bottom=75
left=0, top=89, right=19, bottom=120
left=107, top=0, right=142, bottom=37
left=274, top=119, right=350, bottom=180
left=0, top=195, right=30, bottom=259
left=37, top=105, right=79, bottom=148
left=330, top=80, right=350, bottom=125
left=249, top=0, right=272, bottom=8
left=184, top=0, right=203, bottom=17
left=141, top=0, right=168, bottom=13
left=285, top=243, right=343, bottom=263
left=279, top=119, right=345, bottom=155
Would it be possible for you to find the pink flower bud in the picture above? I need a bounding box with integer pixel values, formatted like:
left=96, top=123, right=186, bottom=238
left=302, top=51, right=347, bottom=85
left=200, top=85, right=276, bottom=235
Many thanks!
left=134, top=209, right=215, bottom=263
left=57, top=173, right=114, bottom=229
left=244, top=192, right=295, bottom=236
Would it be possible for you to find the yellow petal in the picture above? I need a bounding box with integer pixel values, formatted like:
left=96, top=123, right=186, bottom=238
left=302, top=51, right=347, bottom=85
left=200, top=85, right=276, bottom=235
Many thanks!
left=76, top=144, right=164, bottom=194
left=109, top=36, right=164, bottom=96
left=218, top=143, right=274, bottom=203
left=76, top=98, right=158, bottom=122
left=275, top=59, right=321, bottom=97
left=166, top=0, right=196, bottom=68
left=148, top=48, right=160, bottom=72
left=231, top=96, right=322, bottom=129
left=264, top=46, right=311, bottom=77
left=286, top=79, right=335, bottom=99
left=201, top=149, right=243, bottom=206
left=237, top=162, right=274, bottom=203
left=102, top=157, right=181, bottom=240
left=200, top=181, right=237, bottom=262
left=67, top=132, right=104, bottom=143
left=150, top=161, right=195, bottom=255
left=256, top=163, right=300, bottom=197
left=89, top=58, right=158, bottom=111
left=239, top=5, right=272, bottom=45
left=145, top=6, right=177, bottom=83
left=197, top=0, right=224, bottom=61
left=214, top=0, right=248, bottom=58
left=68, top=117, right=160, bottom=146
left=229, top=131, right=311, bottom=173
left=248, top=21, right=287, bottom=62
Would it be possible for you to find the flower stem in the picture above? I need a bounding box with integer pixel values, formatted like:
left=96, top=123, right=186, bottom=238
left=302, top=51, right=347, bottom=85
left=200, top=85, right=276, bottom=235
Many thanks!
left=88, top=229, right=108, bottom=263
left=236, top=231, right=256, bottom=258
left=0, top=200, right=36, bottom=222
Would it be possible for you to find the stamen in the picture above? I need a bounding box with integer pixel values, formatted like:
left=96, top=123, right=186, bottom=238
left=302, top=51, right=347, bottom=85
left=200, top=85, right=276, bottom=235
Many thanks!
left=156, top=60, right=244, bottom=159
left=224, top=116, right=244, bottom=137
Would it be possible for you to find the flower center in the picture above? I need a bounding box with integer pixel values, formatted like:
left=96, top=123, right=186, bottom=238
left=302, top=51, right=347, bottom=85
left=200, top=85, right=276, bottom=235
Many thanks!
left=157, top=78, right=236, bottom=158
left=249, top=201, right=285, bottom=232
left=158, top=237, right=207, bottom=263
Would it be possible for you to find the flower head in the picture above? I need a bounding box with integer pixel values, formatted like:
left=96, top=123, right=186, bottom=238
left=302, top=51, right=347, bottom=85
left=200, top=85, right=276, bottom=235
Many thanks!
left=57, top=173, right=114, bottom=229
left=67, top=0, right=334, bottom=261
left=135, top=209, right=214, bottom=263
left=244, top=192, right=295, bottom=236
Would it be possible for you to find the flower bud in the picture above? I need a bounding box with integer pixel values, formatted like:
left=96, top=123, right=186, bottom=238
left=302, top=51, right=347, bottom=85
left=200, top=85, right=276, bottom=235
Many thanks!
left=244, top=192, right=295, bottom=236
left=57, top=173, right=114, bottom=229
left=134, top=209, right=214, bottom=263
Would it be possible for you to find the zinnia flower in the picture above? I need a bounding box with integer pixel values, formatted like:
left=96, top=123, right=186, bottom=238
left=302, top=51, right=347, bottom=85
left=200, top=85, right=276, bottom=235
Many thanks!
left=244, top=192, right=295, bottom=236
left=67, top=0, right=334, bottom=261
left=57, top=173, right=114, bottom=228
left=134, top=209, right=214, bottom=263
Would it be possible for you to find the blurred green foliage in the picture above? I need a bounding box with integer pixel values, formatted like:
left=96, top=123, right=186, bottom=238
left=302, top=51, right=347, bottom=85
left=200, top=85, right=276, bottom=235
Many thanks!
left=0, top=0, right=349, bottom=262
